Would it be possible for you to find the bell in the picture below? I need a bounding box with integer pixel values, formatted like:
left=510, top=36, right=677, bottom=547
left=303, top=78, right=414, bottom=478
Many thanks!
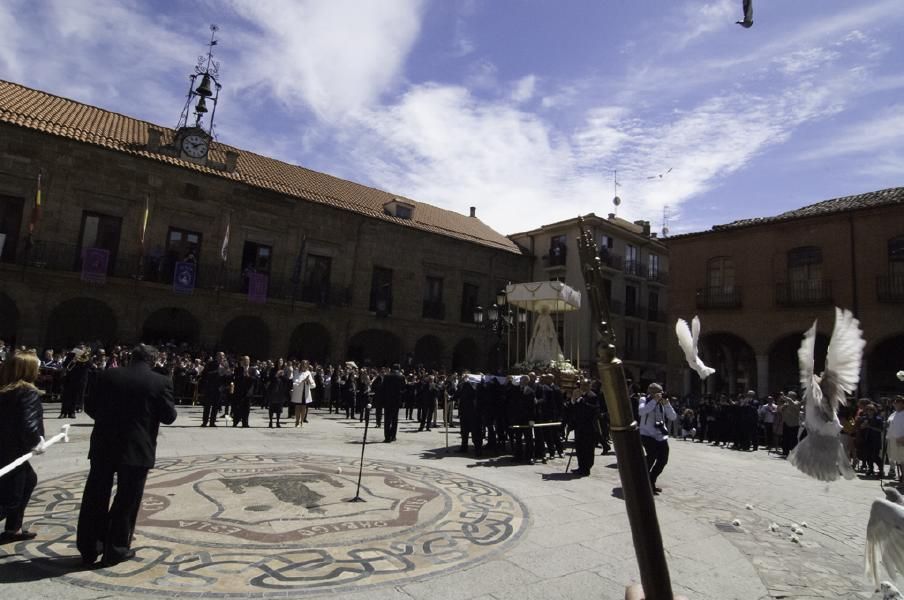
left=195, top=97, right=208, bottom=113
left=195, top=73, right=213, bottom=97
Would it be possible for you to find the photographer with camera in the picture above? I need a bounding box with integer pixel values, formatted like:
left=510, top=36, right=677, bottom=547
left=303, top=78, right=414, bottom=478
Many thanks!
left=638, top=382, right=677, bottom=494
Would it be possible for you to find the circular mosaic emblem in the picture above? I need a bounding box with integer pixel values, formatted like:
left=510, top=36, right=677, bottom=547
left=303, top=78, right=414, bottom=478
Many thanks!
left=19, top=453, right=528, bottom=597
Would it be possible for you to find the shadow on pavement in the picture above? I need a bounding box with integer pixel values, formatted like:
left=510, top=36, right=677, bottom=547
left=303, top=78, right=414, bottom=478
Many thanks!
left=0, top=555, right=99, bottom=582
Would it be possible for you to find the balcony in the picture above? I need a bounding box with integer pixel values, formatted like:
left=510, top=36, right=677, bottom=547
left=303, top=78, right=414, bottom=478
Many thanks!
left=598, top=252, right=624, bottom=271
left=776, top=280, right=833, bottom=307
left=300, top=283, right=352, bottom=306
left=624, top=259, right=646, bottom=278
left=422, top=300, right=445, bottom=320
left=877, top=275, right=904, bottom=303
left=541, top=253, right=567, bottom=269
left=696, top=286, right=742, bottom=309
left=647, top=270, right=669, bottom=285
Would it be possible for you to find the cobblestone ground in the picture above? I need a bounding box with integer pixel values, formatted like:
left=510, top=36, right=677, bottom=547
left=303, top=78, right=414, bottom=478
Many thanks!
left=0, top=406, right=894, bottom=600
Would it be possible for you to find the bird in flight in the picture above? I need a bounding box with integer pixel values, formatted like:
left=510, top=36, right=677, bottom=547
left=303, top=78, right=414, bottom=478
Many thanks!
left=675, top=316, right=715, bottom=380
left=865, top=484, right=904, bottom=592
left=736, top=0, right=753, bottom=28
left=788, top=308, right=864, bottom=482
left=646, top=168, right=673, bottom=180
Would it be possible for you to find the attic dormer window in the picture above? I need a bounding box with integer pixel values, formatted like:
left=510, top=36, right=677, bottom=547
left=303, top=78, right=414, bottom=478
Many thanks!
left=384, top=199, right=415, bottom=220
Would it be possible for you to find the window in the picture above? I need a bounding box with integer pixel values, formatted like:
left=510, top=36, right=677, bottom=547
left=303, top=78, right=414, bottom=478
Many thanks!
left=369, top=266, right=393, bottom=315
left=423, top=276, right=444, bottom=319
left=549, top=234, right=567, bottom=266
left=706, top=256, right=735, bottom=290
left=625, top=326, right=637, bottom=358
left=77, top=211, right=122, bottom=273
left=301, top=254, right=332, bottom=304
left=0, top=195, right=24, bottom=263
left=889, top=236, right=904, bottom=278
left=461, top=282, right=479, bottom=323
left=242, top=241, right=272, bottom=275
left=787, top=246, right=822, bottom=282
left=396, top=205, right=412, bottom=219
left=153, top=227, right=202, bottom=283
left=625, top=285, right=638, bottom=317
left=648, top=253, right=660, bottom=278
left=648, top=291, right=659, bottom=321
left=625, top=244, right=640, bottom=275
left=599, top=234, right=614, bottom=249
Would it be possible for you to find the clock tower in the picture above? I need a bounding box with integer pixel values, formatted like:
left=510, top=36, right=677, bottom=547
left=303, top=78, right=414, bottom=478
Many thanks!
left=173, top=25, right=222, bottom=165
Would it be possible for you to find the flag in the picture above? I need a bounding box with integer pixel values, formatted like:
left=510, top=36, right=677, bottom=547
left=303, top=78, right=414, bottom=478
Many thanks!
left=220, top=215, right=230, bottom=262
left=28, top=172, right=42, bottom=234
left=139, top=194, right=150, bottom=249
left=291, top=235, right=307, bottom=284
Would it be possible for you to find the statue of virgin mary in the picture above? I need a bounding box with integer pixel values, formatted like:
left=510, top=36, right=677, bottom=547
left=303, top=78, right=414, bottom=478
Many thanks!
left=526, top=306, right=564, bottom=363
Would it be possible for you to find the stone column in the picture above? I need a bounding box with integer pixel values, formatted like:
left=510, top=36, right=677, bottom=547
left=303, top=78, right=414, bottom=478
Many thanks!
left=756, top=354, right=769, bottom=397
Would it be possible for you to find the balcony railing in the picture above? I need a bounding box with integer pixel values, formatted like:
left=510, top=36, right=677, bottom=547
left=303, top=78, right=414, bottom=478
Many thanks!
left=624, top=259, right=646, bottom=278
left=877, top=275, right=904, bottom=303
left=647, top=270, right=669, bottom=285
left=422, top=300, right=445, bottom=320
left=13, top=239, right=356, bottom=305
left=598, top=252, right=624, bottom=271
left=541, top=253, right=567, bottom=268
left=775, top=280, right=833, bottom=307
left=696, top=286, right=742, bottom=309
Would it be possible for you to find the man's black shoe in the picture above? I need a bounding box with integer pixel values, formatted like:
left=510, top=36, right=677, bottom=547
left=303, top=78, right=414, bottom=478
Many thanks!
left=101, top=549, right=136, bottom=567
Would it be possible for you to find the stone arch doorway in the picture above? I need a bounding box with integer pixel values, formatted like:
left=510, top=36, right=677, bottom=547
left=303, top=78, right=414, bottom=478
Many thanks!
left=868, top=334, right=904, bottom=395
left=699, top=332, right=757, bottom=398
left=46, top=297, right=117, bottom=349
left=221, top=316, right=270, bottom=359
left=142, top=307, right=201, bottom=346
left=452, top=337, right=480, bottom=372
left=347, top=329, right=401, bottom=368
left=0, top=292, right=18, bottom=346
left=413, top=335, right=444, bottom=370
left=768, top=331, right=829, bottom=394
left=288, top=322, right=330, bottom=363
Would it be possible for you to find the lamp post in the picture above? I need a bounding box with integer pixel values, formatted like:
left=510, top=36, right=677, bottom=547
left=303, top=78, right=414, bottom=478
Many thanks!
left=473, top=289, right=514, bottom=372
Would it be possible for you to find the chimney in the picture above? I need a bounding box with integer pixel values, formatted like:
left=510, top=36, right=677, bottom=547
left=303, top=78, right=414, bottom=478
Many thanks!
left=147, top=128, right=161, bottom=152
left=634, top=220, right=651, bottom=236
left=224, top=151, right=239, bottom=173
left=469, top=206, right=476, bottom=218
left=608, top=213, right=616, bottom=220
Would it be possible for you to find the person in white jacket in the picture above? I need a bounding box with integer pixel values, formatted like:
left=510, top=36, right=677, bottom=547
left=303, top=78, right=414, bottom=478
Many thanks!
left=638, top=382, right=677, bottom=494
left=886, top=395, right=904, bottom=483
left=291, top=360, right=315, bottom=428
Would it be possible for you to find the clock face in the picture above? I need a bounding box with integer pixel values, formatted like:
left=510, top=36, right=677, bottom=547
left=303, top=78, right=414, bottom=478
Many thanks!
left=181, top=134, right=209, bottom=159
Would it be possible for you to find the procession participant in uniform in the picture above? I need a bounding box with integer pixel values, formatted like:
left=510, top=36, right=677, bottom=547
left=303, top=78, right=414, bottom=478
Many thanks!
left=76, top=344, right=176, bottom=567
left=505, top=376, right=524, bottom=459
left=479, top=376, right=498, bottom=449
left=381, top=364, right=404, bottom=442
left=455, top=373, right=482, bottom=456
left=267, top=362, right=291, bottom=428
left=371, top=368, right=385, bottom=428
left=417, top=374, right=438, bottom=432
left=60, top=348, right=90, bottom=418
left=231, top=356, right=257, bottom=428
left=570, top=378, right=601, bottom=477
left=403, top=373, right=417, bottom=421
left=200, top=352, right=225, bottom=427
left=341, top=370, right=356, bottom=419
left=516, top=375, right=538, bottom=463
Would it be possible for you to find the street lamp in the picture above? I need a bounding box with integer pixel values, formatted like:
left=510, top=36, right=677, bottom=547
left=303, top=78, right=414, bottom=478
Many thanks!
left=474, top=290, right=515, bottom=371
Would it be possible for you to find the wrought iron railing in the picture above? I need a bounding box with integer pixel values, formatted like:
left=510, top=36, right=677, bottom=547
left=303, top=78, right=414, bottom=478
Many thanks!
left=775, top=280, right=833, bottom=307
left=696, top=286, right=742, bottom=309
left=877, top=275, right=904, bottom=303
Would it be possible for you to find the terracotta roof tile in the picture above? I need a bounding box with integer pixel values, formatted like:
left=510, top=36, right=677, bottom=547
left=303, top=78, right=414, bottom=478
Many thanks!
left=0, top=79, right=521, bottom=253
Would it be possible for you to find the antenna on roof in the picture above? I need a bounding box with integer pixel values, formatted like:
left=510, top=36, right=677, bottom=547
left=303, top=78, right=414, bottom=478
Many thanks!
left=611, top=169, right=622, bottom=217
left=661, top=204, right=671, bottom=237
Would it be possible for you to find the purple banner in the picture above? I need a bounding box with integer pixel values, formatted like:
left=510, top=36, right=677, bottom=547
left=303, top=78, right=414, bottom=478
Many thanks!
left=247, top=272, right=268, bottom=303
left=173, top=261, right=196, bottom=295
left=80, top=247, right=109, bottom=284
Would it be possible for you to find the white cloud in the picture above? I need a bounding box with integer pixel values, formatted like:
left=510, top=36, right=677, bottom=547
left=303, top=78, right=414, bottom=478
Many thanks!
left=511, top=75, right=537, bottom=104
left=798, top=106, right=904, bottom=161
left=225, top=0, right=425, bottom=121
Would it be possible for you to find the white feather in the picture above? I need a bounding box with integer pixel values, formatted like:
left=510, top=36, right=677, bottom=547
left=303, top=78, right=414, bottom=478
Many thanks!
left=675, top=316, right=715, bottom=380
left=866, top=499, right=904, bottom=588
left=798, top=319, right=817, bottom=393
left=822, top=307, right=865, bottom=409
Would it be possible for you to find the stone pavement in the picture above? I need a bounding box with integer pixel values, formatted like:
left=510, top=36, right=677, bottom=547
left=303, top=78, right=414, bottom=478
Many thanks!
left=0, top=406, right=894, bottom=600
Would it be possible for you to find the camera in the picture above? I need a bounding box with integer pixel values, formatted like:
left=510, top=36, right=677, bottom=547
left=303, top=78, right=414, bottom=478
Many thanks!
left=654, top=421, right=669, bottom=436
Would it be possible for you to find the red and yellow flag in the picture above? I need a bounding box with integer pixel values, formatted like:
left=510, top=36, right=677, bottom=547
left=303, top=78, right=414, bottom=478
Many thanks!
left=28, top=172, right=42, bottom=234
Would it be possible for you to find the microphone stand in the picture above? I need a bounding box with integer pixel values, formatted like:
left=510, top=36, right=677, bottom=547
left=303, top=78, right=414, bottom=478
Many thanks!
left=348, top=403, right=371, bottom=503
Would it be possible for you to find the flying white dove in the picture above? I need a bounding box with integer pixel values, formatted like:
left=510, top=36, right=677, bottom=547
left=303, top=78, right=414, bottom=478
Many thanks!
left=866, top=485, right=904, bottom=590
left=880, top=581, right=903, bottom=600
left=675, top=316, right=715, bottom=380
left=788, top=307, right=864, bottom=482
left=736, top=0, right=753, bottom=28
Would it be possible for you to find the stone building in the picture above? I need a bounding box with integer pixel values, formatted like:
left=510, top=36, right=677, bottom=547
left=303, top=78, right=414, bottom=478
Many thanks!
left=0, top=80, right=529, bottom=369
left=667, top=188, right=904, bottom=398
left=509, top=213, right=670, bottom=387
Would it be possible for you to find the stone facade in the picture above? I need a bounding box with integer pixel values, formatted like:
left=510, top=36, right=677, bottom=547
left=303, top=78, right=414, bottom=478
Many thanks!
left=0, top=121, right=530, bottom=369
left=510, top=213, right=670, bottom=388
left=666, top=189, right=904, bottom=398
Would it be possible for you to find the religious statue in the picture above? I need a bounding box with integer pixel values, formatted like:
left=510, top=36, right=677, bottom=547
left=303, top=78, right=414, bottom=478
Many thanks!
left=525, top=306, right=564, bottom=363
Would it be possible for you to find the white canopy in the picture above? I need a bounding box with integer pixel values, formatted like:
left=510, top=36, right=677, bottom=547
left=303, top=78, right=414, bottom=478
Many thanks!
left=505, top=281, right=581, bottom=314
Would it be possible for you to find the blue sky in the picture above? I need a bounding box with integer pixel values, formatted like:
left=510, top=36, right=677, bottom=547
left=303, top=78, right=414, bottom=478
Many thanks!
left=1, top=0, right=902, bottom=236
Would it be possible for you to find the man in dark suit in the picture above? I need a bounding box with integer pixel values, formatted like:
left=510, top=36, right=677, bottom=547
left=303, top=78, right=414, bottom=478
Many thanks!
left=381, top=364, right=404, bottom=442
left=76, top=344, right=177, bottom=567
